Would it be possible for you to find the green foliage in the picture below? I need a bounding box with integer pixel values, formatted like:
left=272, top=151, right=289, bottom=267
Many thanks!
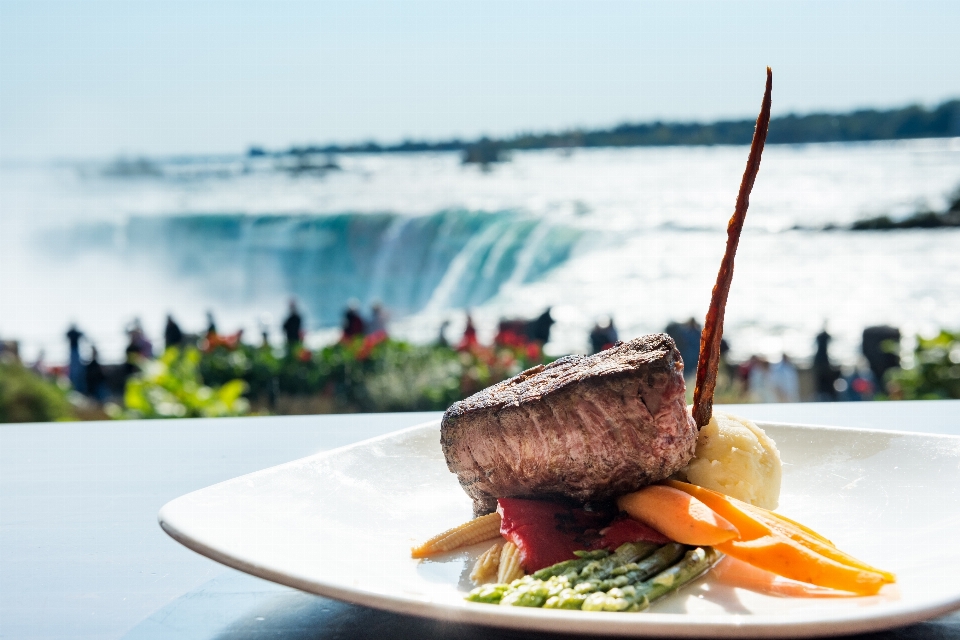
left=324, top=338, right=462, bottom=412
left=0, top=360, right=75, bottom=423
left=885, top=331, right=960, bottom=400
left=120, top=347, right=250, bottom=419
left=290, top=99, right=960, bottom=154
left=850, top=210, right=960, bottom=230
left=197, top=336, right=551, bottom=414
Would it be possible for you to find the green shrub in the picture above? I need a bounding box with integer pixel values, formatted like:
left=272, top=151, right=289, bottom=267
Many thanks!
left=101, top=335, right=555, bottom=419
left=120, top=347, right=250, bottom=419
left=196, top=336, right=551, bottom=413
left=885, top=330, right=960, bottom=400
left=0, top=361, right=75, bottom=423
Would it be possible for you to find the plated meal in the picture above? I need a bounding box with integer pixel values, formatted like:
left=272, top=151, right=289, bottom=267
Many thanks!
left=411, top=68, right=896, bottom=611
left=159, top=68, right=960, bottom=638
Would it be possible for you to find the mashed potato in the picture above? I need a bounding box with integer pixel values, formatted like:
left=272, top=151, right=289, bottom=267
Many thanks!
left=675, top=411, right=782, bottom=509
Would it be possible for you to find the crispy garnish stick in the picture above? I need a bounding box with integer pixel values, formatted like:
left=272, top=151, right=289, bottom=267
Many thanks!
left=692, top=67, right=773, bottom=428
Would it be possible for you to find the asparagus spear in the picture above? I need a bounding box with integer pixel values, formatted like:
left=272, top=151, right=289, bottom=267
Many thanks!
left=531, top=549, right=609, bottom=580
left=467, top=544, right=719, bottom=612
left=549, top=543, right=686, bottom=610
left=581, top=546, right=719, bottom=612
left=467, top=542, right=666, bottom=608
left=638, top=546, right=719, bottom=604
left=467, top=582, right=509, bottom=604
left=616, top=543, right=686, bottom=583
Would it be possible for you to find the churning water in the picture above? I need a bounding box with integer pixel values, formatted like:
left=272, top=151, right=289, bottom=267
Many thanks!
left=2, top=138, right=960, bottom=364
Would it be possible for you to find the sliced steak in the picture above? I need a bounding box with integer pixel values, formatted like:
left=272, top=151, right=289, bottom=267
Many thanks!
left=441, top=333, right=697, bottom=515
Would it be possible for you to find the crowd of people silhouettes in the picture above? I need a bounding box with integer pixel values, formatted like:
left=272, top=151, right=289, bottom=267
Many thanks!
left=32, top=302, right=904, bottom=409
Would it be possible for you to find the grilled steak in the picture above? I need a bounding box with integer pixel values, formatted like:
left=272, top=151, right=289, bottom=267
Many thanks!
left=441, top=333, right=697, bottom=515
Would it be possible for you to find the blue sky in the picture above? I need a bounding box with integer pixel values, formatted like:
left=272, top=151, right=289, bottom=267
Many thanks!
left=1, top=0, right=959, bottom=160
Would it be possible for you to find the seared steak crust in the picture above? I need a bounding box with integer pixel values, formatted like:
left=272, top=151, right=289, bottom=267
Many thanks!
left=441, top=333, right=697, bottom=515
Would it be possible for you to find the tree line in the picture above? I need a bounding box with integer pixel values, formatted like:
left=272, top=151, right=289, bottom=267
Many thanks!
left=263, top=99, right=960, bottom=159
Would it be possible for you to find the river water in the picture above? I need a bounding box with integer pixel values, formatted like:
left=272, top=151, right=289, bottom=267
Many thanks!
left=2, top=138, right=960, bottom=364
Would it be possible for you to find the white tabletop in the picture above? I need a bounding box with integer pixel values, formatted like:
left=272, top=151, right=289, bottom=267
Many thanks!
left=3, top=402, right=960, bottom=640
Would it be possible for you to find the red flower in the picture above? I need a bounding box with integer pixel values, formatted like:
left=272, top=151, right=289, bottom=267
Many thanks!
left=495, top=329, right=525, bottom=348
left=526, top=343, right=542, bottom=361
left=356, top=331, right=387, bottom=361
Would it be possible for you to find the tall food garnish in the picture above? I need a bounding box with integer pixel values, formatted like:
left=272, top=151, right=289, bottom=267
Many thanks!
left=692, top=67, right=773, bottom=428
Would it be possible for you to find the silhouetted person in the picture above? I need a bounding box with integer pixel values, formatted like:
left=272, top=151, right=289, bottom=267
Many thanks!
left=66, top=324, right=85, bottom=393
left=126, top=333, right=142, bottom=360
left=164, top=315, right=183, bottom=350
left=680, top=318, right=702, bottom=374
left=665, top=321, right=682, bottom=345
left=589, top=316, right=618, bottom=354
left=282, top=300, right=303, bottom=347
left=206, top=311, right=218, bottom=337
left=748, top=356, right=777, bottom=403
left=123, top=331, right=142, bottom=380
left=524, top=308, right=555, bottom=345
left=66, top=325, right=83, bottom=350
left=127, top=319, right=153, bottom=359
left=606, top=318, right=618, bottom=344
left=85, top=346, right=106, bottom=403
left=862, top=326, right=901, bottom=390
left=666, top=318, right=701, bottom=377
left=342, top=302, right=365, bottom=340
left=589, top=323, right=605, bottom=354
left=814, top=325, right=837, bottom=401
left=719, top=338, right=730, bottom=360
left=368, top=301, right=388, bottom=337
left=436, top=320, right=450, bottom=348
left=771, top=353, right=801, bottom=403
left=458, top=314, right=478, bottom=350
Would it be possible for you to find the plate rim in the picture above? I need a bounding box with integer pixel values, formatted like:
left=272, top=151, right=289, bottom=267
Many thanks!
left=158, top=419, right=960, bottom=638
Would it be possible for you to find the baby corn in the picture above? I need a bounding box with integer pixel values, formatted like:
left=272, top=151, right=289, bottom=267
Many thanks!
left=411, top=512, right=502, bottom=558
left=470, top=541, right=504, bottom=585
left=497, top=541, right=525, bottom=584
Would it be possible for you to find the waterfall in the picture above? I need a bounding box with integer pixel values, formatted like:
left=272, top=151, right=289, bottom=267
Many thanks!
left=423, top=219, right=511, bottom=311
left=46, top=210, right=587, bottom=328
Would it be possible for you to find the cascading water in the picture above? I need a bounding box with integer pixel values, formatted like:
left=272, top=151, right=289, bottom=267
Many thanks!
left=47, top=209, right=587, bottom=329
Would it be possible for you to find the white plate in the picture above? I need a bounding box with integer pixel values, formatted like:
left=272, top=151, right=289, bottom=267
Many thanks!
left=159, top=420, right=960, bottom=638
